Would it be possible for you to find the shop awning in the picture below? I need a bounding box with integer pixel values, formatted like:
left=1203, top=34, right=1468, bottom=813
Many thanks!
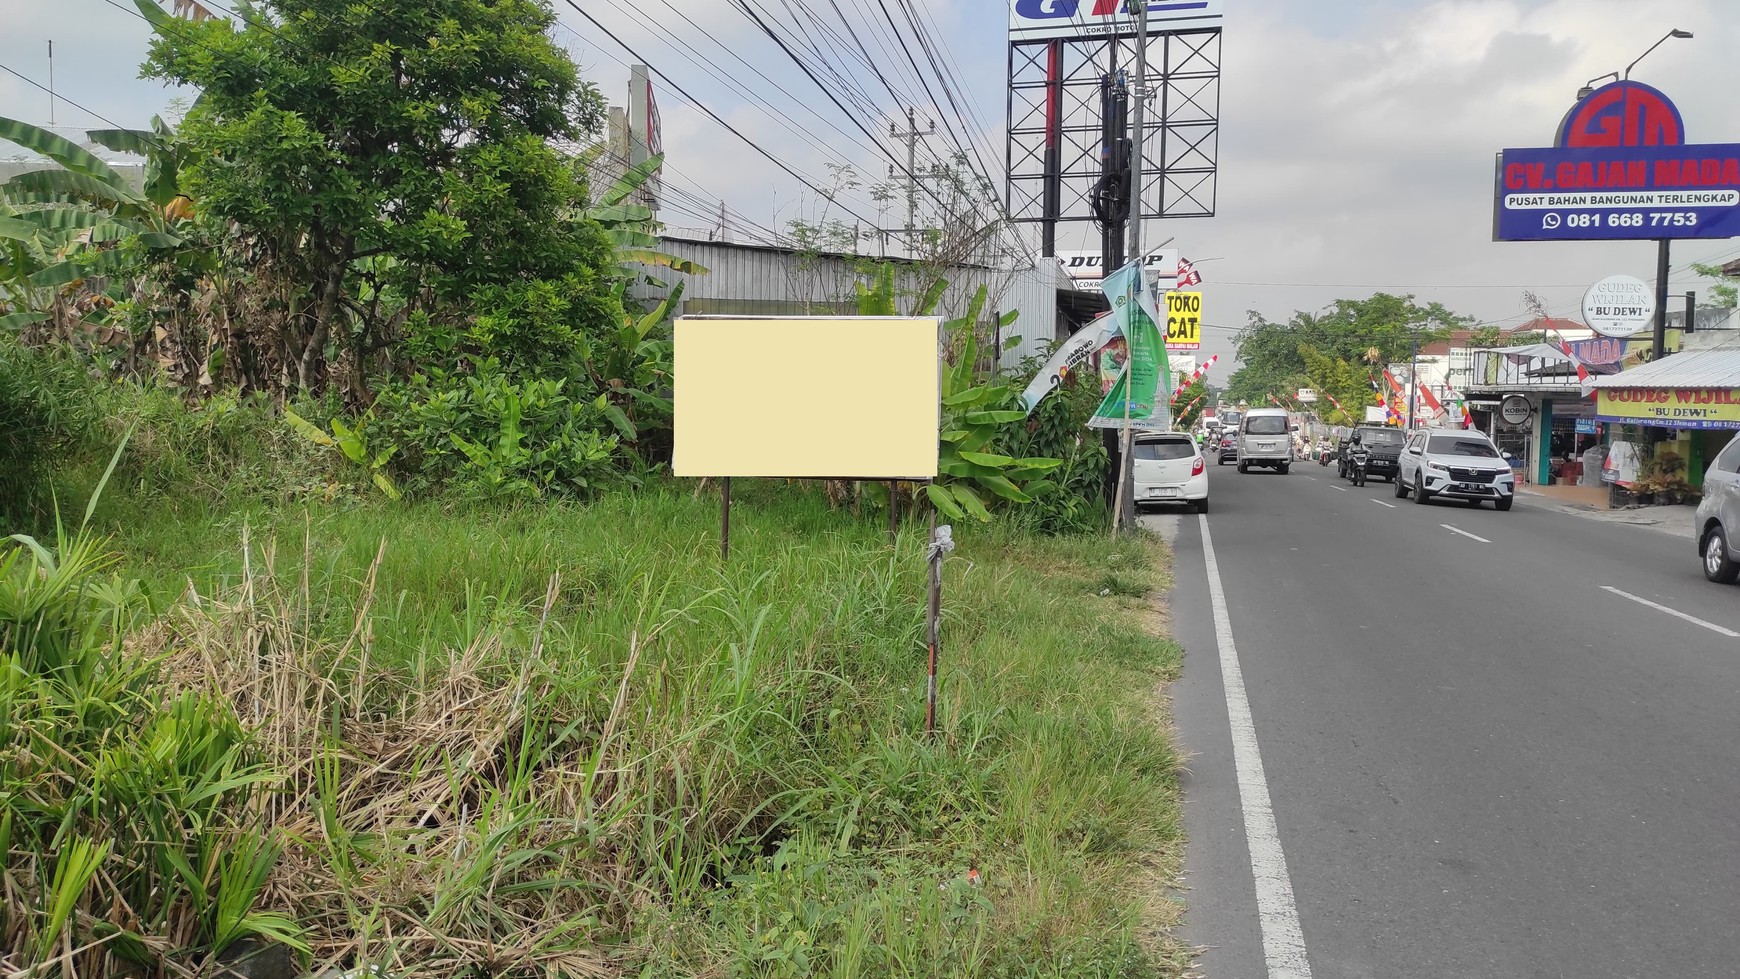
left=1587, top=348, right=1740, bottom=390
left=1590, top=347, right=1740, bottom=430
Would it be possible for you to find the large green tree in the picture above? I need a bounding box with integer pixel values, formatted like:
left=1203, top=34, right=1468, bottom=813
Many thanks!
left=1225, top=293, right=1470, bottom=406
left=137, top=0, right=619, bottom=396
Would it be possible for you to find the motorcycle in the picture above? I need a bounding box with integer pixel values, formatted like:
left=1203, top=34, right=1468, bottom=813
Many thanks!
left=1348, top=447, right=1370, bottom=487
left=1317, top=443, right=1332, bottom=466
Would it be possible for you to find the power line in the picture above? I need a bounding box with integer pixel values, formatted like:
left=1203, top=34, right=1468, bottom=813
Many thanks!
left=558, top=0, right=885, bottom=231
left=0, top=61, right=127, bottom=131
left=725, top=0, right=974, bottom=237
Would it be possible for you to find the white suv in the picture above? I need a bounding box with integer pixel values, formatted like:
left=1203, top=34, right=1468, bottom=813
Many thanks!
left=1396, top=428, right=1516, bottom=510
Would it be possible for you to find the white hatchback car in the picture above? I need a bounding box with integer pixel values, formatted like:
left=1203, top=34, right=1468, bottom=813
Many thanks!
left=1132, top=431, right=1209, bottom=513
left=1395, top=428, right=1516, bottom=510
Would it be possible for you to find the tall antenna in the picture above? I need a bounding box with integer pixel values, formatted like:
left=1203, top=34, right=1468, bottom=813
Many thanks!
left=47, top=40, right=54, bottom=127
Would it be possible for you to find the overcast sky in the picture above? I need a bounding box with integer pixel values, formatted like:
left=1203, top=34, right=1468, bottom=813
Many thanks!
left=2, top=0, right=1735, bottom=386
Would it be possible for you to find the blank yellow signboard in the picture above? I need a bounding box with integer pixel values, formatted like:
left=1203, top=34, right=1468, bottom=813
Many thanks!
left=673, top=316, right=940, bottom=478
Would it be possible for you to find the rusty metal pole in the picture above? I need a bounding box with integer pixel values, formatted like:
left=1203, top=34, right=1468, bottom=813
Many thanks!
left=889, top=480, right=899, bottom=544
left=720, top=477, right=732, bottom=562
left=925, top=515, right=948, bottom=740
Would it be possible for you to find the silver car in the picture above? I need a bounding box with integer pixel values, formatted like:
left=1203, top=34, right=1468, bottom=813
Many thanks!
left=1236, top=407, right=1293, bottom=473
left=1396, top=428, right=1516, bottom=510
left=1695, top=437, right=1740, bottom=582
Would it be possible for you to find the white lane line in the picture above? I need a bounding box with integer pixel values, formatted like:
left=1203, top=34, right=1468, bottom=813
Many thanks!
left=1601, top=585, right=1740, bottom=638
left=1441, top=523, right=1491, bottom=543
left=1370, top=499, right=1397, bottom=509
left=1198, top=515, right=1314, bottom=978
left=1331, top=485, right=1348, bottom=492
left=1303, top=475, right=1318, bottom=481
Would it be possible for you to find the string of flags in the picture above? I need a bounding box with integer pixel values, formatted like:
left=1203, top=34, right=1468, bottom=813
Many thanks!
left=1171, top=354, right=1218, bottom=398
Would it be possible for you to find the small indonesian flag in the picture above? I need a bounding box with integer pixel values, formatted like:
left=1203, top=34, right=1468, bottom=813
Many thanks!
left=1419, top=383, right=1445, bottom=416
left=1554, top=336, right=1594, bottom=399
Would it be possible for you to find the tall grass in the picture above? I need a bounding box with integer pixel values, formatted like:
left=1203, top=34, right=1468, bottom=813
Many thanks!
left=5, top=482, right=1187, bottom=976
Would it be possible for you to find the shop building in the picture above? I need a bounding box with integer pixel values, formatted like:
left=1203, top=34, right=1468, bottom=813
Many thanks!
left=1463, top=344, right=1594, bottom=485
left=1588, top=346, right=1740, bottom=490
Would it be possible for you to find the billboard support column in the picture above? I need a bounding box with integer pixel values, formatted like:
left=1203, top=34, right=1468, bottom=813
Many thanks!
left=1042, top=40, right=1062, bottom=257
left=1653, top=238, right=1671, bottom=361
left=1653, top=238, right=1671, bottom=444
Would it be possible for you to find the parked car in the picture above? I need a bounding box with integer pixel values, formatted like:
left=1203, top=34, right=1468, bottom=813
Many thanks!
left=1132, top=431, right=1209, bottom=513
left=1695, top=436, right=1740, bottom=582
left=1236, top=407, right=1292, bottom=474
left=1396, top=428, right=1516, bottom=510
left=1217, top=434, right=1238, bottom=465
left=1337, top=425, right=1405, bottom=481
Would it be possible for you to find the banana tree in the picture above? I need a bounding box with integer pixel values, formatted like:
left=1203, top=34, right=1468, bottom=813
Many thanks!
left=581, top=153, right=707, bottom=277
left=927, top=285, right=1059, bottom=521
left=0, top=116, right=190, bottom=332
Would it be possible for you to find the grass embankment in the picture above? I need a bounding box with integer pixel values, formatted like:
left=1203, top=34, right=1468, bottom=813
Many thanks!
left=7, top=483, right=1188, bottom=977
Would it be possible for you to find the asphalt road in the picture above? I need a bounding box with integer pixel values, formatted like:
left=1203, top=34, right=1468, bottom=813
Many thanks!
left=1148, top=462, right=1740, bottom=979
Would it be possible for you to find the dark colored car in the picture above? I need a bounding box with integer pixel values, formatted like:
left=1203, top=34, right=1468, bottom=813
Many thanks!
left=1338, top=426, right=1406, bottom=481
left=1217, top=434, right=1238, bottom=465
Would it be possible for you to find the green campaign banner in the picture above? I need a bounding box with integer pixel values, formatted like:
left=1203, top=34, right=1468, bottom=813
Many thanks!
left=1088, top=260, right=1172, bottom=430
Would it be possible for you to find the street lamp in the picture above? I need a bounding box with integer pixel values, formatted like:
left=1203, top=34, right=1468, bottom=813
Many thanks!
left=1625, top=29, right=1693, bottom=80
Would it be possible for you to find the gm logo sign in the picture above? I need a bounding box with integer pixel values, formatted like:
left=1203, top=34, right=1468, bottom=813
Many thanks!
left=1009, top=0, right=1221, bottom=40
left=1556, top=80, right=1685, bottom=149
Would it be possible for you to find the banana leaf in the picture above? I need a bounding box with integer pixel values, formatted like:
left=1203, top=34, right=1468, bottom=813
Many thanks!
left=616, top=248, right=707, bottom=274
left=27, top=249, right=133, bottom=288
left=600, top=154, right=664, bottom=207
left=0, top=117, right=125, bottom=184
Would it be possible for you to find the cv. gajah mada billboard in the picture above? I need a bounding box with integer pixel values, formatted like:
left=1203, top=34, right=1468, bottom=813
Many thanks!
left=1494, top=81, right=1740, bottom=242
left=1009, top=0, right=1223, bottom=41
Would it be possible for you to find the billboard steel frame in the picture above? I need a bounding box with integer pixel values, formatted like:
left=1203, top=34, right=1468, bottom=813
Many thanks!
left=1006, top=29, right=1221, bottom=242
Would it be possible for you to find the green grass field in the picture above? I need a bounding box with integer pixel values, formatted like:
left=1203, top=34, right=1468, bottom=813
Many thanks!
left=5, top=480, right=1188, bottom=977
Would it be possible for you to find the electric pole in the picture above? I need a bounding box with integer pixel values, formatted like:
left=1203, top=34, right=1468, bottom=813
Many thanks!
left=1116, top=0, right=1152, bottom=534
left=890, top=108, right=936, bottom=255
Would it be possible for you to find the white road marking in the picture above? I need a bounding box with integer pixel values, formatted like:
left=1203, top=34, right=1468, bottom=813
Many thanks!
left=1303, top=475, right=1317, bottom=481
left=1331, top=485, right=1348, bottom=492
left=1600, top=586, right=1740, bottom=638
left=1198, top=515, right=1314, bottom=978
left=1370, top=499, right=1397, bottom=509
left=1441, top=523, right=1491, bottom=543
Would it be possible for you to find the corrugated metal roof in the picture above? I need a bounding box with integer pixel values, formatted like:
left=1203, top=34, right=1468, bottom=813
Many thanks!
left=1589, top=347, right=1740, bottom=389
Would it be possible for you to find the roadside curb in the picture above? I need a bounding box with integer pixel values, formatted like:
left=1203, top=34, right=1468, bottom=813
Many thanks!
left=1516, top=487, right=1691, bottom=540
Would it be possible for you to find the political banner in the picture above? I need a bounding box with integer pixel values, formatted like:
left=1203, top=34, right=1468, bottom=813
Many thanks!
left=1019, top=326, right=1101, bottom=413
left=1089, top=261, right=1171, bottom=430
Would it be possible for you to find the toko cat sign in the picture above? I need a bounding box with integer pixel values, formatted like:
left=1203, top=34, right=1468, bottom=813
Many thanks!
left=1494, top=80, right=1740, bottom=241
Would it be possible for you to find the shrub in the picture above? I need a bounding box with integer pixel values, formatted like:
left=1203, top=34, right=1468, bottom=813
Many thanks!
left=0, top=336, right=99, bottom=522
left=83, top=382, right=329, bottom=509
left=998, top=351, right=1110, bottom=535
left=0, top=529, right=300, bottom=975
left=373, top=359, right=631, bottom=501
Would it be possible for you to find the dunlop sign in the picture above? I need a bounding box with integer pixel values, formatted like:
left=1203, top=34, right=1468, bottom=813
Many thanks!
left=1165, top=291, right=1202, bottom=350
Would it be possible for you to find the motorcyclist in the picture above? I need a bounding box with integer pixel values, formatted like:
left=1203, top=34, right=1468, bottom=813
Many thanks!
left=1346, top=432, right=1371, bottom=486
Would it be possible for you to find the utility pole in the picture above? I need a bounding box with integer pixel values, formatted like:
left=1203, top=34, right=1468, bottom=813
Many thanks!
left=1116, top=0, right=1151, bottom=534
left=1408, top=328, right=1419, bottom=430
left=1091, top=38, right=1132, bottom=524
left=46, top=41, right=54, bottom=128
left=890, top=108, right=936, bottom=255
